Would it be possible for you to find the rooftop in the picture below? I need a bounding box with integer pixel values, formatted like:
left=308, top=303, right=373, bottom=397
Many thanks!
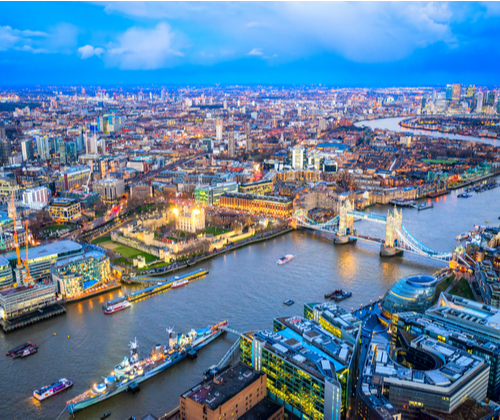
left=182, top=363, right=264, bottom=411
left=5, top=240, right=82, bottom=263
left=239, top=397, right=283, bottom=419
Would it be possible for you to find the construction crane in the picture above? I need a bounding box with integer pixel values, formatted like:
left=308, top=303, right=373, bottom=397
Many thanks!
left=22, top=221, right=34, bottom=285
left=11, top=194, right=22, bottom=268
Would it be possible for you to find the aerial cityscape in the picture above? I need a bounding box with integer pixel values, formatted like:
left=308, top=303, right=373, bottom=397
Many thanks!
left=2, top=2, right=500, bottom=420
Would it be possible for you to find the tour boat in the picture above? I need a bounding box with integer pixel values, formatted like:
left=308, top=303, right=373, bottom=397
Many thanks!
left=277, top=255, right=294, bottom=265
left=104, top=300, right=131, bottom=315
left=33, top=378, right=73, bottom=401
left=171, top=279, right=189, bottom=289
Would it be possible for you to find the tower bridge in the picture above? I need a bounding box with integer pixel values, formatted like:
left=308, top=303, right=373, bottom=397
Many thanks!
left=293, top=200, right=455, bottom=263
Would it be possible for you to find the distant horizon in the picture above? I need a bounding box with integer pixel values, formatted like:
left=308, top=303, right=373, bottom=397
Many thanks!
left=1, top=2, right=500, bottom=86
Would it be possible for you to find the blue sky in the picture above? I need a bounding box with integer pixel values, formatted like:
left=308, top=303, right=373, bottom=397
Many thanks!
left=1, top=1, right=500, bottom=86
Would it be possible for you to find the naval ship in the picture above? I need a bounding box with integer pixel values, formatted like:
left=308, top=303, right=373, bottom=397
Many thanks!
left=66, top=320, right=228, bottom=414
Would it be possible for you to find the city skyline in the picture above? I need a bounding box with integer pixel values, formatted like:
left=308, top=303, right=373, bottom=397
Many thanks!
left=1, top=1, right=500, bottom=86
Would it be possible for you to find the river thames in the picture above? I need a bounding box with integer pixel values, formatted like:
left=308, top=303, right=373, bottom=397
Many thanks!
left=1, top=185, right=500, bottom=419
left=355, top=116, right=500, bottom=146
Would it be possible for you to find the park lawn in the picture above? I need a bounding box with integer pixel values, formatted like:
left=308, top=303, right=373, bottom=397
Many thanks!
left=137, top=261, right=171, bottom=271
left=204, top=226, right=230, bottom=236
left=448, top=277, right=475, bottom=301
left=45, top=224, right=69, bottom=231
left=113, top=244, right=157, bottom=263
left=113, top=257, right=132, bottom=266
left=433, top=274, right=455, bottom=302
left=91, top=236, right=112, bottom=244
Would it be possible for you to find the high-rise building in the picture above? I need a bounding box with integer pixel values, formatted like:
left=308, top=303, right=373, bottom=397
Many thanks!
left=228, top=130, right=235, bottom=158
left=319, top=117, right=327, bottom=131
left=466, top=85, right=476, bottom=98
left=452, top=83, right=461, bottom=102
left=36, top=136, right=50, bottom=161
left=445, top=84, right=453, bottom=101
left=246, top=136, right=252, bottom=152
left=215, top=119, right=223, bottom=142
left=476, top=92, right=484, bottom=113
left=0, top=140, right=11, bottom=166
left=241, top=316, right=347, bottom=419
left=291, top=146, right=305, bottom=170
left=21, top=139, right=34, bottom=162
left=244, top=122, right=250, bottom=137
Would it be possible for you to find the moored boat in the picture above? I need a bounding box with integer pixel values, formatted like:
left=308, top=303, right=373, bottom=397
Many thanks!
left=66, top=320, right=228, bottom=414
left=171, top=279, right=189, bottom=289
left=6, top=342, right=38, bottom=357
left=33, top=378, right=73, bottom=401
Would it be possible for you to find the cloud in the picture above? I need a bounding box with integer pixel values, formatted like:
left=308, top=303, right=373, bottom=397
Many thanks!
left=0, top=23, right=77, bottom=54
left=248, top=48, right=263, bottom=56
left=104, top=23, right=182, bottom=70
left=78, top=44, right=104, bottom=59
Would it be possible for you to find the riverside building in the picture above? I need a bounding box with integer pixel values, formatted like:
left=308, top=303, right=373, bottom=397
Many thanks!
left=359, top=333, right=489, bottom=417
left=241, top=315, right=350, bottom=419
left=51, top=251, right=111, bottom=299
left=219, top=192, right=293, bottom=217
left=4, top=240, right=83, bottom=282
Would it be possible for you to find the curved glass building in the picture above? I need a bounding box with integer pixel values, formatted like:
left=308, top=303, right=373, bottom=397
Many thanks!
left=381, top=274, right=437, bottom=319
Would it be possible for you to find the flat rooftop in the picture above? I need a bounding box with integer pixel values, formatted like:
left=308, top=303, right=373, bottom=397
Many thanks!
left=5, top=240, right=82, bottom=263
left=239, top=397, right=283, bottom=419
left=182, top=363, right=264, bottom=411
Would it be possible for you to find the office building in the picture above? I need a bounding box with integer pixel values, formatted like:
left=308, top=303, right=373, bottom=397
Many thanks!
left=55, top=166, right=91, bottom=192
left=0, top=139, right=10, bottom=166
left=98, top=114, right=125, bottom=133
left=476, top=92, right=484, bottom=113
left=445, top=84, right=453, bottom=101
left=466, top=85, right=476, bottom=98
left=175, top=208, right=205, bottom=233
left=304, top=302, right=362, bottom=345
left=21, top=139, right=34, bottom=161
left=0, top=282, right=58, bottom=320
left=48, top=198, right=82, bottom=222
left=4, top=240, right=83, bottom=282
left=36, top=136, right=50, bottom=160
left=194, top=181, right=238, bottom=206
left=130, top=183, right=152, bottom=201
left=292, top=146, right=305, bottom=170
left=452, top=83, right=461, bottom=102
left=51, top=251, right=111, bottom=299
left=239, top=180, right=273, bottom=195
left=380, top=274, right=437, bottom=320
left=22, top=186, right=51, bottom=210
left=241, top=316, right=347, bottom=419
left=361, top=333, right=489, bottom=416
left=426, top=293, right=500, bottom=345
left=228, top=130, right=235, bottom=157
left=179, top=363, right=283, bottom=420
left=219, top=192, right=293, bottom=217
left=92, top=178, right=125, bottom=203
left=392, top=311, right=500, bottom=399
left=0, top=256, right=14, bottom=289
left=216, top=119, right=223, bottom=141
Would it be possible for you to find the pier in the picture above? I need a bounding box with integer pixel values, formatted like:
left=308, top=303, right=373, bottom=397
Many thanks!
left=0, top=304, right=66, bottom=332
left=113, top=269, right=209, bottom=304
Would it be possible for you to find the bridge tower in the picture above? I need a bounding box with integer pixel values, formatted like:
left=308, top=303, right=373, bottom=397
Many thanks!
left=381, top=206, right=404, bottom=257
left=334, top=199, right=356, bottom=244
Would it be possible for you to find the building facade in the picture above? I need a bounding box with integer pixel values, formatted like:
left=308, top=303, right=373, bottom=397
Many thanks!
left=48, top=198, right=82, bottom=222
left=92, top=178, right=125, bottom=203
left=219, top=192, right=293, bottom=217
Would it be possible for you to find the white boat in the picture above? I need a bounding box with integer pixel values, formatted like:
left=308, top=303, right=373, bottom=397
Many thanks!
left=277, top=255, right=294, bottom=265
left=171, top=279, right=189, bottom=289
left=104, top=300, right=131, bottom=315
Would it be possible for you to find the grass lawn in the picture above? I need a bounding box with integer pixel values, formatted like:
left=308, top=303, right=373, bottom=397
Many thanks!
left=433, top=274, right=455, bottom=302
left=113, top=257, right=132, bottom=266
left=204, top=226, right=230, bottom=236
left=45, top=224, right=69, bottom=232
left=137, top=261, right=171, bottom=271
left=448, top=277, right=475, bottom=301
left=91, top=235, right=112, bottom=244
left=113, top=244, right=157, bottom=263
